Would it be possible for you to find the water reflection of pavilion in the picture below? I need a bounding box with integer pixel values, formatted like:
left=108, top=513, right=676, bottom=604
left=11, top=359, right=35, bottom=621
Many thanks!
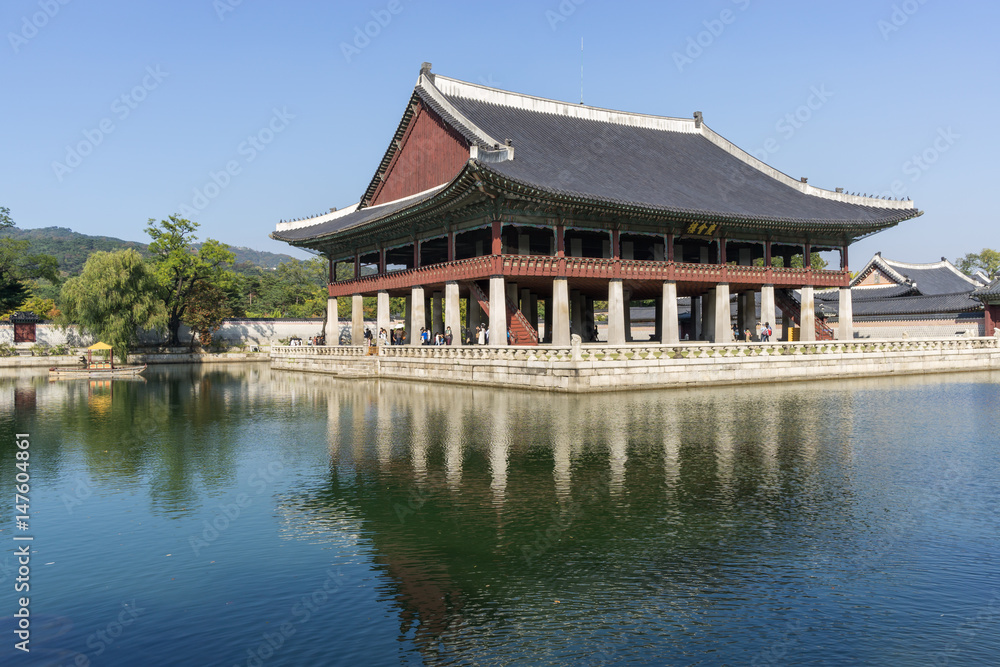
left=278, top=373, right=865, bottom=658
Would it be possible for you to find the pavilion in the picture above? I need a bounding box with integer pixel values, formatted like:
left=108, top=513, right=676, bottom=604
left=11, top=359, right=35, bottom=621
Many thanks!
left=271, top=63, right=921, bottom=346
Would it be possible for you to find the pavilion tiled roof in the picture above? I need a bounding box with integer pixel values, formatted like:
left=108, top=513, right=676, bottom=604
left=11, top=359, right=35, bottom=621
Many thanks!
left=848, top=292, right=983, bottom=317
left=273, top=65, right=921, bottom=245
left=973, top=279, right=1000, bottom=303
left=860, top=256, right=981, bottom=295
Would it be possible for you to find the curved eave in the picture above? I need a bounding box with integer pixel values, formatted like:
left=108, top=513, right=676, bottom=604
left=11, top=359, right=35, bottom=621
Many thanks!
left=472, top=163, right=922, bottom=240
left=273, top=159, right=923, bottom=251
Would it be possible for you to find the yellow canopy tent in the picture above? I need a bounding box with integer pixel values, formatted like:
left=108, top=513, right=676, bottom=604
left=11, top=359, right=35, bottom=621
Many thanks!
left=87, top=342, right=114, bottom=368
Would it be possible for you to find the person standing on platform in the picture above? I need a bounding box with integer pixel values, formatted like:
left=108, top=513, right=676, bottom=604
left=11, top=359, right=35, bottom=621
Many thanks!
left=445, top=326, right=453, bottom=346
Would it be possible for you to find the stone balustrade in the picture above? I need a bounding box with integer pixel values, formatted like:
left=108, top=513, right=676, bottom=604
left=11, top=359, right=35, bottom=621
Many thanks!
left=273, top=336, right=999, bottom=362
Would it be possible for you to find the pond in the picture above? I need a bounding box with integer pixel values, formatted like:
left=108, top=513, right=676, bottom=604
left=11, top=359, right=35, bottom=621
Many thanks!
left=2, top=364, right=999, bottom=665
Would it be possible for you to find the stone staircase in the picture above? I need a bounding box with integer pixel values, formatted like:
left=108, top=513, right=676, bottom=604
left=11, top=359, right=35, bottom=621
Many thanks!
left=775, top=289, right=835, bottom=341
left=470, top=282, right=539, bottom=345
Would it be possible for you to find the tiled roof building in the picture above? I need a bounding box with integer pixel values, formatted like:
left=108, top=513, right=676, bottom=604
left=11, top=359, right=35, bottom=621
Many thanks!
left=272, top=64, right=922, bottom=345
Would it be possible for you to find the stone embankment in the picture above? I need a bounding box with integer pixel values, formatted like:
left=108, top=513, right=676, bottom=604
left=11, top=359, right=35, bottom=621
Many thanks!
left=271, top=337, right=1000, bottom=393
left=0, top=349, right=270, bottom=368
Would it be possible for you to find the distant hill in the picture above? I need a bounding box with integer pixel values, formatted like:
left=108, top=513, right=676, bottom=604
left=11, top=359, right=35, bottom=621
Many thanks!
left=0, top=226, right=299, bottom=275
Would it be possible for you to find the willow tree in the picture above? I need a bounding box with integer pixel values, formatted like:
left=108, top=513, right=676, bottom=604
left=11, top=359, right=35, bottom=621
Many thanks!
left=59, top=249, right=166, bottom=364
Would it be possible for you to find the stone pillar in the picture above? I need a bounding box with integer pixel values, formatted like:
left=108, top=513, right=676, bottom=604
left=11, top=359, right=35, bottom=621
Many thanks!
left=403, top=295, right=411, bottom=343
left=736, top=292, right=746, bottom=337
left=607, top=279, right=626, bottom=345
left=552, top=278, right=570, bottom=346
left=799, top=285, right=816, bottom=342
left=351, top=294, right=365, bottom=344
left=506, top=282, right=519, bottom=310
left=570, top=289, right=583, bottom=337
left=467, top=291, right=481, bottom=341
left=325, top=296, right=338, bottom=344
left=489, top=275, right=507, bottom=346
left=529, top=293, right=539, bottom=330
left=623, top=289, right=633, bottom=342
left=691, top=295, right=702, bottom=340
left=431, top=291, right=444, bottom=337
left=714, top=283, right=731, bottom=343
left=409, top=286, right=425, bottom=345
left=662, top=281, right=679, bottom=344
left=376, top=290, right=389, bottom=343
left=703, top=290, right=716, bottom=342
left=760, top=285, right=776, bottom=338
left=782, top=311, right=792, bottom=341
left=740, top=290, right=756, bottom=336
left=445, top=281, right=462, bottom=346
left=838, top=287, right=853, bottom=340
left=542, top=297, right=553, bottom=343
left=520, top=288, right=532, bottom=327
left=583, top=296, right=595, bottom=341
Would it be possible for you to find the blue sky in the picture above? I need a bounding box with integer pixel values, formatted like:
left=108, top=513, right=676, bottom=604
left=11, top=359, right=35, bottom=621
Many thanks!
left=2, top=0, right=997, bottom=265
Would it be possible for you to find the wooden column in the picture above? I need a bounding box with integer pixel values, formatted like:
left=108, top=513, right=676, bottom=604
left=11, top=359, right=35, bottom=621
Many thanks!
left=491, top=220, right=502, bottom=274
left=666, top=233, right=675, bottom=262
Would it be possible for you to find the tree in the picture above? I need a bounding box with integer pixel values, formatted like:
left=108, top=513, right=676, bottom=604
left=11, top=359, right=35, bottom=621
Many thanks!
left=59, top=249, right=167, bottom=364
left=145, top=215, right=235, bottom=344
left=955, top=248, right=1000, bottom=277
left=0, top=207, right=60, bottom=313
left=185, top=281, right=232, bottom=344
left=752, top=253, right=829, bottom=270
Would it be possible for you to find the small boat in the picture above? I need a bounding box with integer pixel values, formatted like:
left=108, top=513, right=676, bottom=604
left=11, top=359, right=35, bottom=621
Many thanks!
left=48, top=341, right=147, bottom=379
left=49, top=364, right=147, bottom=379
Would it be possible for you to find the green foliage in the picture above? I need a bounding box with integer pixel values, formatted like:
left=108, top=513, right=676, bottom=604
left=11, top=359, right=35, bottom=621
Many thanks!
left=232, top=257, right=328, bottom=318
left=0, top=206, right=13, bottom=229
left=1, top=296, right=59, bottom=321
left=0, top=343, right=15, bottom=357
left=0, top=236, right=60, bottom=313
left=59, top=249, right=167, bottom=364
left=185, top=281, right=232, bottom=344
left=752, top=253, right=829, bottom=270
left=0, top=225, right=299, bottom=276
left=955, top=248, right=1000, bottom=277
left=145, top=215, right=236, bottom=344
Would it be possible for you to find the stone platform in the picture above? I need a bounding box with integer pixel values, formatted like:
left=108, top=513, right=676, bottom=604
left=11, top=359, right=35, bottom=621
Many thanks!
left=271, top=337, right=1000, bottom=393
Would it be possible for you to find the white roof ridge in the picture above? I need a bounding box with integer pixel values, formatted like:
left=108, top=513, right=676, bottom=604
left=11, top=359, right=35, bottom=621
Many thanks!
left=274, top=183, right=448, bottom=233
left=883, top=257, right=980, bottom=287
left=430, top=74, right=698, bottom=133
